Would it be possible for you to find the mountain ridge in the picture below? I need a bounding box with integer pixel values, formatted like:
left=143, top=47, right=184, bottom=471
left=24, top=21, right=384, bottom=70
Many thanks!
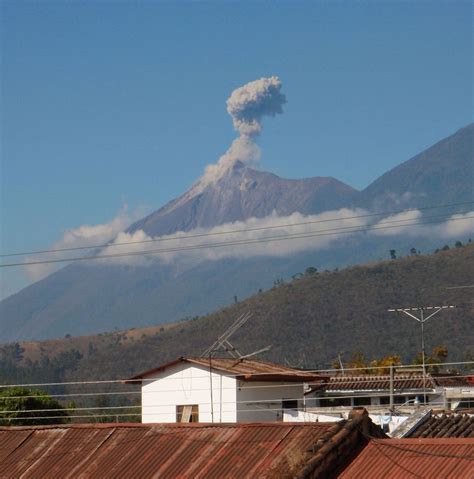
left=1, top=124, right=472, bottom=342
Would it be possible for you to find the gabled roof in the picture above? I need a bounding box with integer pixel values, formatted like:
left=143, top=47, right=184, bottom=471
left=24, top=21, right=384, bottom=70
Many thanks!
left=126, top=357, right=326, bottom=383
left=408, top=413, right=474, bottom=438
left=337, top=438, right=474, bottom=478
left=0, top=411, right=385, bottom=479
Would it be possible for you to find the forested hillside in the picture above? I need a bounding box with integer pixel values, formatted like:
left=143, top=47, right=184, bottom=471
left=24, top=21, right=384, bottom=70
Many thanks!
left=1, top=243, right=473, bottom=386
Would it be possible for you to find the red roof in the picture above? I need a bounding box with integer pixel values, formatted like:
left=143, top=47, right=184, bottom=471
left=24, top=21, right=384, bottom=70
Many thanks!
left=432, top=374, right=474, bottom=388
left=337, top=438, right=474, bottom=478
left=323, top=374, right=436, bottom=391
left=0, top=422, right=334, bottom=478
left=127, top=357, right=325, bottom=382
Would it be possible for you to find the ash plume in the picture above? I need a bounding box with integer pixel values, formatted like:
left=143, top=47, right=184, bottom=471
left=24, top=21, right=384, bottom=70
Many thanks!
left=194, top=76, right=286, bottom=191
left=226, top=76, right=286, bottom=136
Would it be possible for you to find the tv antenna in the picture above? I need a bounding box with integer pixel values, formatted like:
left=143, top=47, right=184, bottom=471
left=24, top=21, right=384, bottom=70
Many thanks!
left=201, top=311, right=271, bottom=359
left=388, top=305, right=456, bottom=404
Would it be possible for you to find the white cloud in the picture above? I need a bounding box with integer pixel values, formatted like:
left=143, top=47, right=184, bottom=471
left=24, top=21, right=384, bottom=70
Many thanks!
left=432, top=211, right=474, bottom=238
left=370, top=209, right=422, bottom=236
left=370, top=209, right=474, bottom=238
left=95, top=208, right=474, bottom=268
left=97, top=208, right=371, bottom=266
left=24, top=207, right=143, bottom=281
left=22, top=206, right=474, bottom=284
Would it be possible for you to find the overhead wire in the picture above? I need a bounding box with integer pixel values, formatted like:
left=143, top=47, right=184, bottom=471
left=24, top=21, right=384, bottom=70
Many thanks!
left=1, top=361, right=472, bottom=389
left=0, top=397, right=471, bottom=419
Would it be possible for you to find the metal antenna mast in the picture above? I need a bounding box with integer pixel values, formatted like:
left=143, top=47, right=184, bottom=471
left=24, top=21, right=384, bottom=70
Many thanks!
left=201, top=312, right=253, bottom=358
left=387, top=305, right=456, bottom=404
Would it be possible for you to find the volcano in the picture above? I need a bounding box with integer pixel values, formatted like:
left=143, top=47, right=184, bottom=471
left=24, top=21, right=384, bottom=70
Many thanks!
left=0, top=124, right=472, bottom=342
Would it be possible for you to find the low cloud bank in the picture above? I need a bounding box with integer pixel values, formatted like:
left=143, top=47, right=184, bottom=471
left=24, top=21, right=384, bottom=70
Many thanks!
left=21, top=207, right=474, bottom=283
left=24, top=207, right=143, bottom=281
left=94, top=208, right=474, bottom=267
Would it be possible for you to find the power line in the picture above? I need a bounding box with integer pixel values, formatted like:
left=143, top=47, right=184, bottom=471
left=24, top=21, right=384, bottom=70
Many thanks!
left=1, top=213, right=473, bottom=269
left=0, top=362, right=472, bottom=389
left=445, top=285, right=474, bottom=289
left=1, top=200, right=472, bottom=258
left=0, top=397, right=470, bottom=416
left=5, top=376, right=473, bottom=401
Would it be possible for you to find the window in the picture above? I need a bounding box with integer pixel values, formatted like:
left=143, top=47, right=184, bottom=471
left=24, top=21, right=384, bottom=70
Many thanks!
left=282, top=399, right=298, bottom=410
left=176, top=405, right=199, bottom=423
left=353, top=397, right=368, bottom=407
left=319, top=397, right=351, bottom=407
left=456, top=399, right=474, bottom=410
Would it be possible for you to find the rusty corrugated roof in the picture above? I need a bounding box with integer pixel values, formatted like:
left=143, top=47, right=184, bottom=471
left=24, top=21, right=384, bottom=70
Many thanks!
left=408, top=413, right=474, bottom=438
left=127, top=357, right=325, bottom=382
left=337, top=438, right=474, bottom=478
left=0, top=422, right=334, bottom=479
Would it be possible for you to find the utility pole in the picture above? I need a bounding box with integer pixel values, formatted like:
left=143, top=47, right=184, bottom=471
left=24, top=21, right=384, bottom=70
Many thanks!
left=389, top=363, right=394, bottom=412
left=387, top=305, right=456, bottom=405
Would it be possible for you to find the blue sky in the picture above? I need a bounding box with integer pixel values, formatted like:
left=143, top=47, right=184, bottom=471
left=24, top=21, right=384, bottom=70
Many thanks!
left=1, top=0, right=472, bottom=297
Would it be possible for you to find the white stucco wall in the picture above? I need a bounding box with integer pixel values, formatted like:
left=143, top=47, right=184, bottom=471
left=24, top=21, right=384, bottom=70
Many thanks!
left=141, top=363, right=237, bottom=423
left=236, top=381, right=304, bottom=422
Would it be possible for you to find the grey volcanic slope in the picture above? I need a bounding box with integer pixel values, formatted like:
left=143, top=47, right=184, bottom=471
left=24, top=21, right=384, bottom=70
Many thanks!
left=1, top=124, right=473, bottom=342
left=0, top=168, right=356, bottom=342
left=358, top=123, right=473, bottom=210
left=128, top=161, right=357, bottom=237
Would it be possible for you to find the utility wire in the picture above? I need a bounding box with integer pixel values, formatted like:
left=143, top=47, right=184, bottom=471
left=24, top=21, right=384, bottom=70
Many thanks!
left=1, top=213, right=473, bottom=269
left=0, top=362, right=472, bottom=389
left=5, top=377, right=474, bottom=402
left=0, top=398, right=462, bottom=416
left=1, top=200, right=472, bottom=258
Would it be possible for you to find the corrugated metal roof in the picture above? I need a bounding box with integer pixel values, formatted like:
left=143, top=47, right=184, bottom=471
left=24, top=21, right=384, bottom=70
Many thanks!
left=337, top=438, right=474, bottom=478
left=324, top=374, right=436, bottom=391
left=0, top=423, right=334, bottom=479
left=127, top=357, right=325, bottom=382
left=408, top=413, right=474, bottom=438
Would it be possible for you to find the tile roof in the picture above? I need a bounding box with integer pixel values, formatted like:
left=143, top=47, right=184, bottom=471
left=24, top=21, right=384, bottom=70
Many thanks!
left=432, top=374, right=474, bottom=388
left=408, top=413, right=474, bottom=438
left=337, top=438, right=474, bottom=478
left=127, top=357, right=325, bottom=382
left=322, top=374, right=436, bottom=391
left=0, top=422, right=333, bottom=479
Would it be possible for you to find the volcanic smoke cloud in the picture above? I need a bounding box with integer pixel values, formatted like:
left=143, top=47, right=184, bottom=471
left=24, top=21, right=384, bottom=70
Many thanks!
left=198, top=76, right=286, bottom=188
left=227, top=76, right=286, bottom=136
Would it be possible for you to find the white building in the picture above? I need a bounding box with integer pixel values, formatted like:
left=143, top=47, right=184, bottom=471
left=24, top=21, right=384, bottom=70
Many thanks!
left=127, top=357, right=323, bottom=423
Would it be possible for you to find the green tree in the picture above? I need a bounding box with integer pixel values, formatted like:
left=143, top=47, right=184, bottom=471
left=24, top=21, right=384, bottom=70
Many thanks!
left=305, top=266, right=318, bottom=275
left=412, top=345, right=449, bottom=373
left=389, top=249, right=397, bottom=260
left=0, top=388, right=69, bottom=426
